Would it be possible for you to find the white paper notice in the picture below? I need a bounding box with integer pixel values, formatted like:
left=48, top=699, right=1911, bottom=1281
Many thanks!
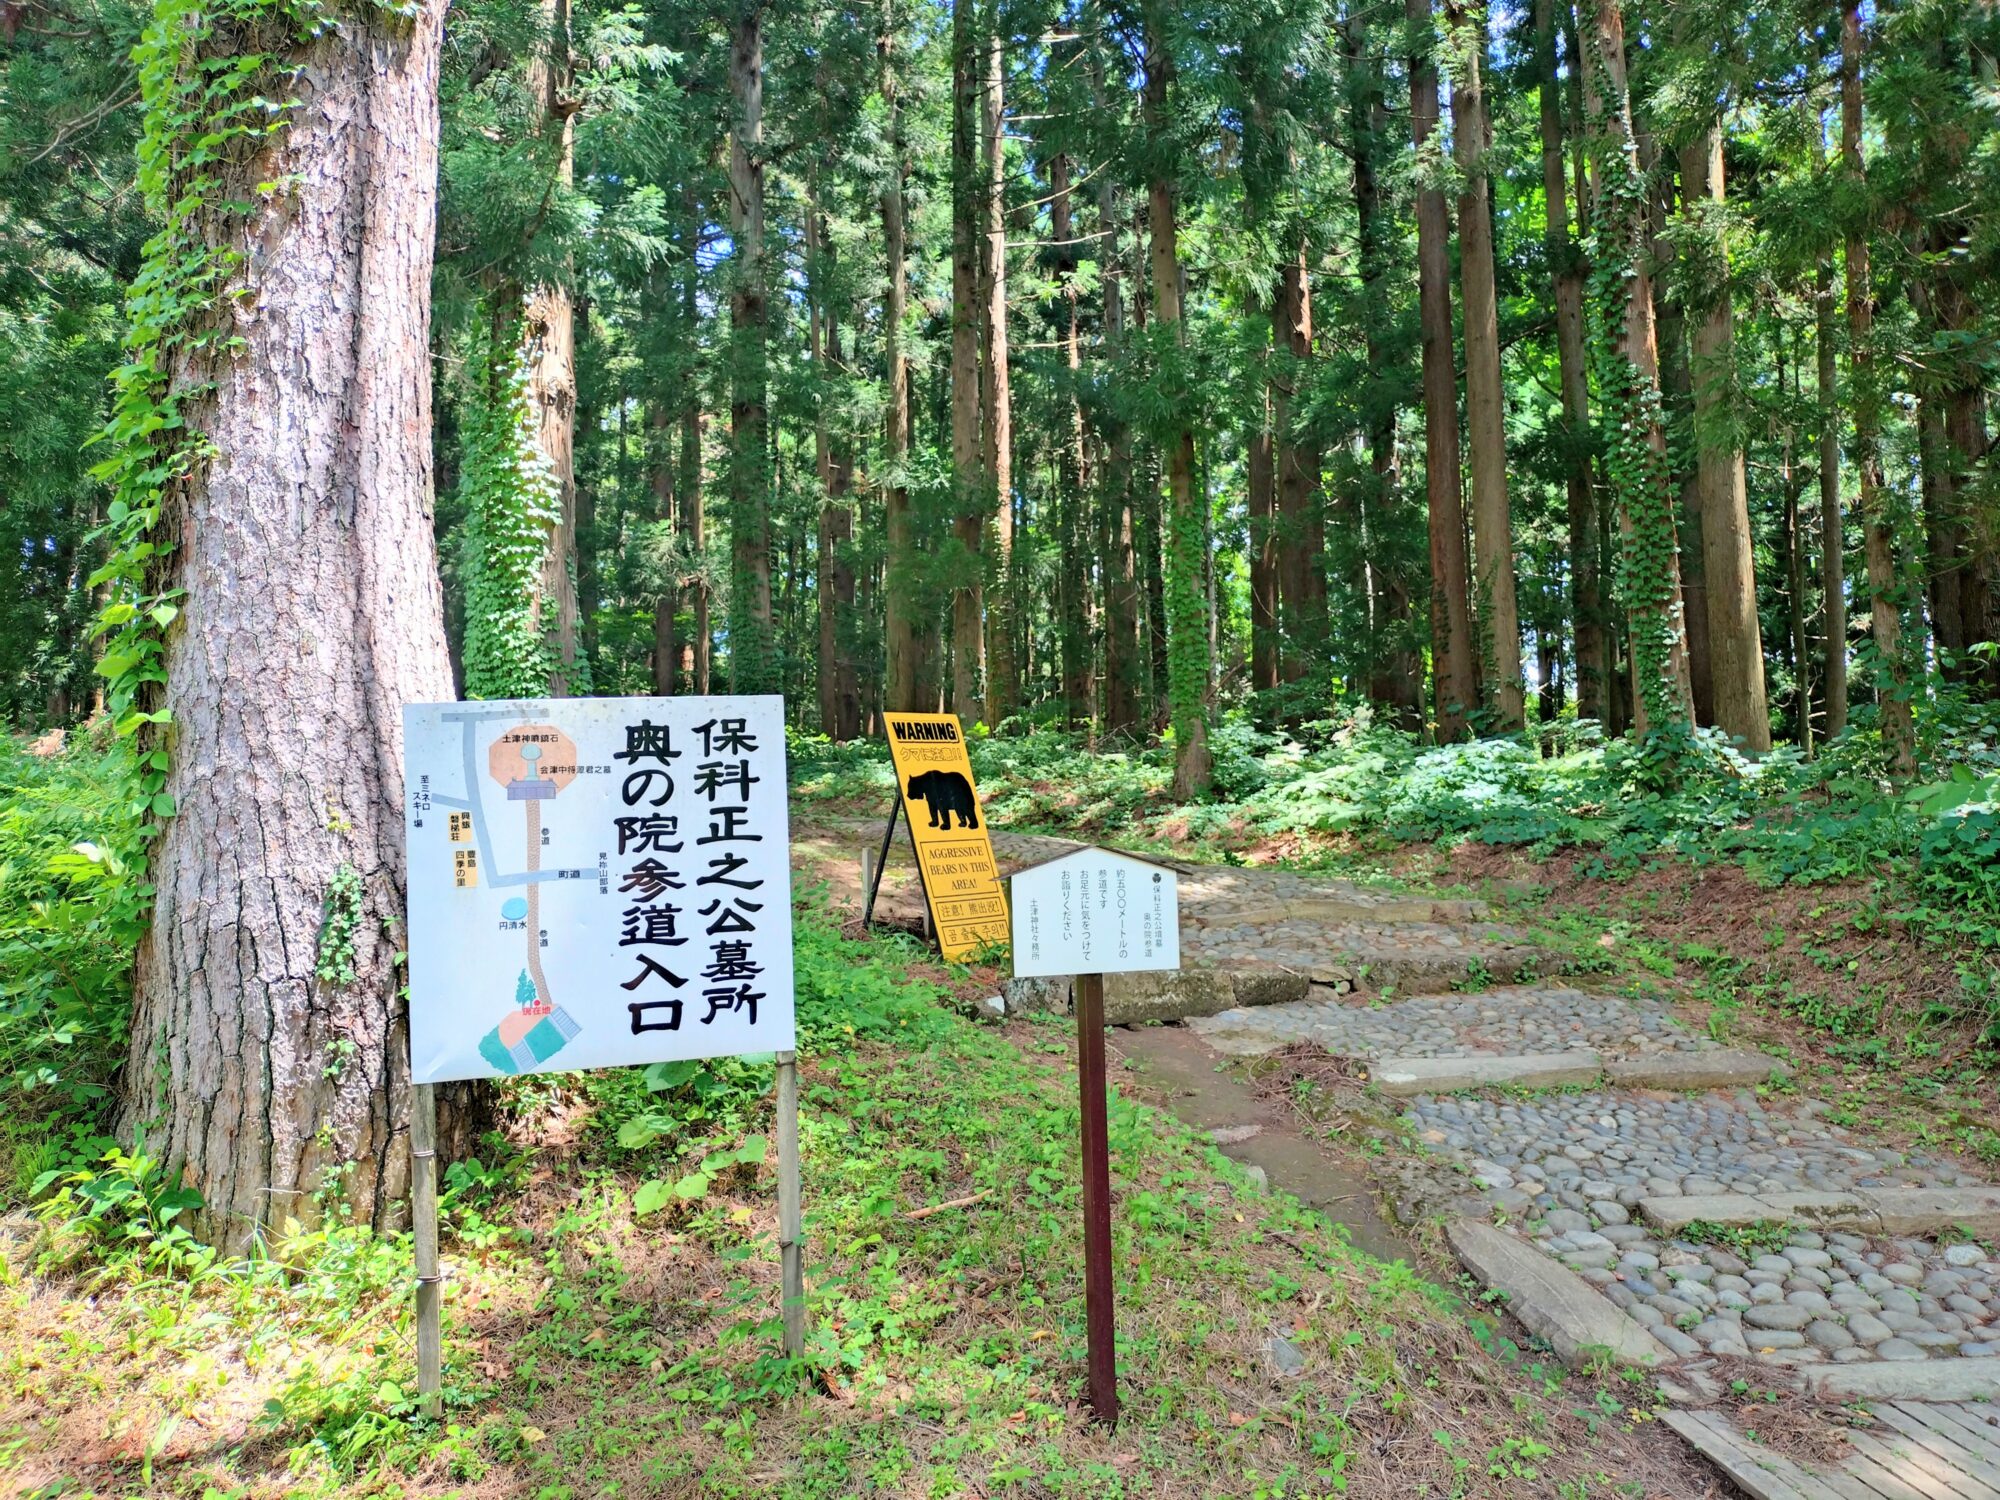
left=402, top=696, right=796, bottom=1083
left=1008, top=849, right=1180, bottom=979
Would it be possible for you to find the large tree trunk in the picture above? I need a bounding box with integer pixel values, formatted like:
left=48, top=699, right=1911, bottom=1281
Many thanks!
left=726, top=6, right=774, bottom=693
left=1448, top=3, right=1524, bottom=730
left=1815, top=254, right=1847, bottom=739
left=1050, top=145, right=1093, bottom=727
left=948, top=0, right=984, bottom=720
left=1644, top=141, right=1710, bottom=726
left=1408, top=0, right=1477, bottom=739
left=1094, top=149, right=1142, bottom=737
left=1273, top=247, right=1322, bottom=688
left=649, top=401, right=676, bottom=693
left=1346, top=14, right=1420, bottom=729
left=1143, top=11, right=1210, bottom=797
left=1536, top=0, right=1606, bottom=724
left=524, top=0, right=582, bottom=694
left=880, top=10, right=919, bottom=713
left=1841, top=0, right=1913, bottom=775
left=1680, top=127, right=1770, bottom=749
left=1247, top=333, right=1280, bottom=697
left=118, top=0, right=459, bottom=1249
left=980, top=13, right=1016, bottom=727
left=1578, top=0, right=1694, bottom=735
left=807, top=189, right=860, bottom=740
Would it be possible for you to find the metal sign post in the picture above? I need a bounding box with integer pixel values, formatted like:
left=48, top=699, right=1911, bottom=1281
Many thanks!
left=412, top=1081, right=442, bottom=1416
left=1006, top=846, right=1181, bottom=1428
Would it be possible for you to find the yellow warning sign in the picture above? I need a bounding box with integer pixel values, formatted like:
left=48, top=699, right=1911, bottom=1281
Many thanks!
left=884, top=713, right=1008, bottom=961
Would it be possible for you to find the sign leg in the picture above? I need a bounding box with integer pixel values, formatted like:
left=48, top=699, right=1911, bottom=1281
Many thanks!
left=861, top=798, right=899, bottom=930
left=1073, top=973, right=1118, bottom=1425
left=412, top=1081, right=443, bottom=1418
left=776, top=1051, right=806, bottom=1357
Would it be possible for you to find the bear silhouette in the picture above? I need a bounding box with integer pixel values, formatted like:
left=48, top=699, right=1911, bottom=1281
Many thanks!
left=907, top=769, right=980, bottom=830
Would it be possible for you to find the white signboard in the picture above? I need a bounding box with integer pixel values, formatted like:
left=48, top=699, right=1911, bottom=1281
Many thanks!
left=1007, top=848, right=1180, bottom=979
left=402, top=696, right=795, bottom=1083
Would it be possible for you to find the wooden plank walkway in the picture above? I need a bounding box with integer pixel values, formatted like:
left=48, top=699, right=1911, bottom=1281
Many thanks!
left=1665, top=1403, right=2000, bottom=1500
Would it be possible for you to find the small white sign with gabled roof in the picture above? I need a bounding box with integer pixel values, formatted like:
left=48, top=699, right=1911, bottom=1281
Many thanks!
left=1006, top=847, right=1180, bottom=978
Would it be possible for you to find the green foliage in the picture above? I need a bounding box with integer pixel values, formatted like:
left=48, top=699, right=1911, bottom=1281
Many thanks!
left=458, top=312, right=565, bottom=699
left=87, top=0, right=323, bottom=844
left=31, top=1145, right=209, bottom=1275
left=314, top=863, right=364, bottom=987
left=0, top=733, right=142, bottom=1134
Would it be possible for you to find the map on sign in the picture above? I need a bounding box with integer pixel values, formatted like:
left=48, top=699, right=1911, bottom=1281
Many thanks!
left=882, top=713, right=1009, bottom=961
left=1007, top=847, right=1180, bottom=978
left=403, top=697, right=795, bottom=1084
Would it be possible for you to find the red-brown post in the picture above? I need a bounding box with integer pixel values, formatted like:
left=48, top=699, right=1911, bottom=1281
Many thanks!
left=1074, top=971, right=1118, bottom=1424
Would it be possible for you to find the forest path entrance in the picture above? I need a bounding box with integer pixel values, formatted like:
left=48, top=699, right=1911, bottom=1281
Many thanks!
left=794, top=815, right=2000, bottom=1407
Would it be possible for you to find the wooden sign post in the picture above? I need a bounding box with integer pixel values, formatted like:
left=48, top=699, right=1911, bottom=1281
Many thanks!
left=401, top=696, right=806, bottom=1414
left=1006, top=848, right=1181, bottom=1426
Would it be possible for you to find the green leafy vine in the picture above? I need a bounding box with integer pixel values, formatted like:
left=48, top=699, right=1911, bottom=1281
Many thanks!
left=459, top=310, right=565, bottom=699
left=86, top=0, right=324, bottom=841
left=1579, top=35, right=1691, bottom=765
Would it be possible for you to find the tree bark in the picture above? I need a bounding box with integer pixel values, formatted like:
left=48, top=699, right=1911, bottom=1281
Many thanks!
left=1409, top=0, right=1477, bottom=739
left=1841, top=0, right=1913, bottom=775
left=1680, top=126, right=1770, bottom=749
left=1815, top=255, right=1847, bottom=738
left=1247, top=285, right=1279, bottom=696
left=119, top=0, right=460, bottom=1249
left=1536, top=0, right=1606, bottom=724
left=1579, top=0, right=1693, bottom=734
left=1345, top=15, right=1420, bottom=729
left=1274, top=248, right=1322, bottom=687
left=979, top=9, right=1015, bottom=727
left=1095, top=159, right=1141, bottom=737
left=1143, top=9, right=1210, bottom=796
left=649, top=401, right=676, bottom=693
left=880, top=9, right=919, bottom=714
left=948, top=0, right=984, bottom=720
left=1645, top=142, right=1710, bottom=726
left=1050, top=145, right=1093, bottom=727
left=1448, top=2, right=1524, bottom=730
left=807, top=187, right=860, bottom=740
left=726, top=4, right=773, bottom=693
left=524, top=0, right=582, bottom=694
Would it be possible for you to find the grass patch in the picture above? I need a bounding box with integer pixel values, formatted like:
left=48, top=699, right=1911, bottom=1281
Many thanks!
left=1, top=906, right=1686, bottom=1498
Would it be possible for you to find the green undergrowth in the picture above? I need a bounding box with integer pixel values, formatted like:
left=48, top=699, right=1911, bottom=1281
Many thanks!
left=0, top=730, right=142, bottom=1195
left=791, top=701, right=2000, bottom=1038
left=2, top=905, right=1668, bottom=1499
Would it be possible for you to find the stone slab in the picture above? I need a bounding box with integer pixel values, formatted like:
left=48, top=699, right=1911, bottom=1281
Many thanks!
left=1101, top=967, right=1235, bottom=1025
left=1445, top=1219, right=1674, bottom=1371
left=1802, top=1361, right=2000, bottom=1404
left=1607, top=1049, right=1791, bottom=1090
left=1369, top=1052, right=1603, bottom=1097
left=1639, top=1193, right=1875, bottom=1236
left=1100, top=965, right=1313, bottom=1025
left=1864, top=1188, right=2000, bottom=1239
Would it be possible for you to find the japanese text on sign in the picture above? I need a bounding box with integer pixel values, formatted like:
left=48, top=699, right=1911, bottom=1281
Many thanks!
left=403, top=696, right=796, bottom=1083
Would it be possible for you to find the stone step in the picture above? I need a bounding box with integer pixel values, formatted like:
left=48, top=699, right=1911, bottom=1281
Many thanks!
left=1640, top=1187, right=2000, bottom=1240
left=1801, top=1362, right=2000, bottom=1403
left=1369, top=1047, right=1785, bottom=1098
left=1372, top=1052, right=1605, bottom=1096
left=1445, top=1218, right=1674, bottom=1372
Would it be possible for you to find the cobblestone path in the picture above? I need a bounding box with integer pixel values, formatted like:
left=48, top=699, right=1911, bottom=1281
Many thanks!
left=993, top=832, right=2000, bottom=1395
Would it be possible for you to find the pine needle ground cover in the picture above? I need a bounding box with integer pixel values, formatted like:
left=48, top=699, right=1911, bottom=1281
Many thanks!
left=0, top=906, right=1693, bottom=1499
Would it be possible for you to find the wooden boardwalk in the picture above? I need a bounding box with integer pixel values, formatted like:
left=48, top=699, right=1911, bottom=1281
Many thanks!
left=1665, top=1402, right=2000, bottom=1500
